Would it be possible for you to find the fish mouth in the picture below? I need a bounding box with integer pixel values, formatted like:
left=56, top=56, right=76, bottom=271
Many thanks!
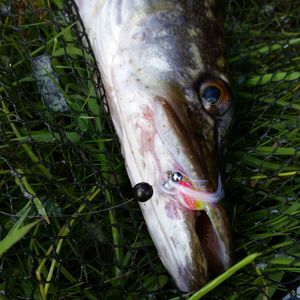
left=138, top=95, right=232, bottom=292
left=151, top=174, right=232, bottom=292
left=195, top=205, right=231, bottom=278
left=141, top=178, right=232, bottom=292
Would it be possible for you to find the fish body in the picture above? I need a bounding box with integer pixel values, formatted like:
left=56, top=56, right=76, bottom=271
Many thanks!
left=76, top=0, right=233, bottom=292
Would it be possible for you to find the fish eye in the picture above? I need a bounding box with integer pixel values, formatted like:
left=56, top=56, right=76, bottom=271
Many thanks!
left=202, top=86, right=220, bottom=105
left=199, top=78, right=231, bottom=115
left=171, top=172, right=183, bottom=182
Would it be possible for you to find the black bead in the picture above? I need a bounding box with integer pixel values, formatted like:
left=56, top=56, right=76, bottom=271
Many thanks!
left=133, top=182, right=153, bottom=202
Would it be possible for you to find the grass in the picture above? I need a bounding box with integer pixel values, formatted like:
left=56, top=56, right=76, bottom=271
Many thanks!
left=0, top=0, right=299, bottom=299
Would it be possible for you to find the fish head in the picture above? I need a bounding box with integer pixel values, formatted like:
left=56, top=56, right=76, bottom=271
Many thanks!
left=109, top=5, right=235, bottom=292
left=75, top=0, right=234, bottom=292
left=137, top=75, right=233, bottom=292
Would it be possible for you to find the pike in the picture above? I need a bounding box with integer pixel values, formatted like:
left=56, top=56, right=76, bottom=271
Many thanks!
left=75, top=0, right=233, bottom=292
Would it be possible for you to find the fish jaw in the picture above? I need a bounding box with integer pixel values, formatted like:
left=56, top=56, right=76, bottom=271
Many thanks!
left=117, top=92, right=233, bottom=292
left=139, top=193, right=208, bottom=292
left=139, top=190, right=232, bottom=292
left=151, top=102, right=233, bottom=291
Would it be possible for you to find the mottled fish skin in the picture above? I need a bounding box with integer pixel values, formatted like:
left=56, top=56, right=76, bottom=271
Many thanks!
left=76, top=0, right=233, bottom=292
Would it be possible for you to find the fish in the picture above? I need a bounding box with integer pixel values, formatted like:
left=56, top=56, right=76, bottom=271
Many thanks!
left=75, top=0, right=233, bottom=292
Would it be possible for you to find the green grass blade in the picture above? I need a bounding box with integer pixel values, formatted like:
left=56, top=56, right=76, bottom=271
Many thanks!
left=188, top=253, right=260, bottom=300
left=0, top=206, right=40, bottom=256
left=246, top=71, right=300, bottom=86
left=11, top=131, right=81, bottom=143
left=2, top=101, right=52, bottom=179
left=14, top=170, right=50, bottom=224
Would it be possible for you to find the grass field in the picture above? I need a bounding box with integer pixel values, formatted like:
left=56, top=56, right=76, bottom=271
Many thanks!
left=0, top=0, right=299, bottom=299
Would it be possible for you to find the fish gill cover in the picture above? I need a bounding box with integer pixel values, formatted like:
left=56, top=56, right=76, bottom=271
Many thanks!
left=0, top=0, right=299, bottom=299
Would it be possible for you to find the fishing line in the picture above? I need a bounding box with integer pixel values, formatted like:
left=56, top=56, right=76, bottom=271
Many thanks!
left=0, top=198, right=135, bottom=219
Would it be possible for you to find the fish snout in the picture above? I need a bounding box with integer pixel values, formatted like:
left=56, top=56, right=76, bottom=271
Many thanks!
left=139, top=179, right=232, bottom=292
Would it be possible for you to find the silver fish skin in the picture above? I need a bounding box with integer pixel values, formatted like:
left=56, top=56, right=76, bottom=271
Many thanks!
left=76, top=0, right=233, bottom=292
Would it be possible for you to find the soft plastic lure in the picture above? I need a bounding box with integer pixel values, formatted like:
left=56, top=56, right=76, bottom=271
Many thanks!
left=162, top=171, right=224, bottom=210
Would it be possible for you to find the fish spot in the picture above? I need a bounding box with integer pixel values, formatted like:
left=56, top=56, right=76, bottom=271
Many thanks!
left=143, top=107, right=153, bottom=120
left=216, top=56, right=225, bottom=68
left=187, top=28, right=199, bottom=38
left=131, top=31, right=145, bottom=42
left=205, top=9, right=213, bottom=19
left=141, top=131, right=153, bottom=152
left=165, top=201, right=181, bottom=220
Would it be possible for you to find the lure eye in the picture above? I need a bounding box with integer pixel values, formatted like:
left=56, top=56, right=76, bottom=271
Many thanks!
left=199, top=78, right=231, bottom=115
left=171, top=172, right=183, bottom=182
left=133, top=182, right=153, bottom=202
